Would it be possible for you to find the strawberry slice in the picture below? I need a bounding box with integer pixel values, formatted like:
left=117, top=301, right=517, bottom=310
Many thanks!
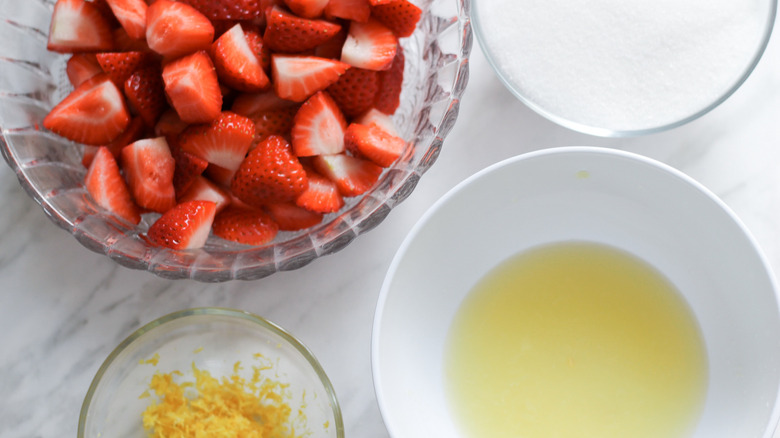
left=271, top=55, right=350, bottom=102
left=369, top=0, right=422, bottom=38
left=212, top=205, right=279, bottom=245
left=231, top=135, right=308, bottom=207
left=146, top=200, right=217, bottom=249
left=146, top=0, right=215, bottom=58
left=291, top=91, right=346, bottom=156
left=355, top=107, right=399, bottom=136
left=263, top=6, right=342, bottom=53
left=243, top=27, right=272, bottom=72
left=120, top=137, right=177, bottom=213
left=231, top=89, right=297, bottom=117
left=327, top=66, right=379, bottom=117
left=67, top=53, right=103, bottom=87
left=162, top=51, right=223, bottom=124
left=312, top=153, right=382, bottom=197
left=314, top=27, right=348, bottom=59
left=283, top=0, right=329, bottom=19
left=178, top=175, right=231, bottom=212
left=211, top=24, right=270, bottom=92
left=84, top=146, right=142, bottom=225
left=265, top=202, right=323, bottom=230
left=105, top=0, right=148, bottom=40
left=154, top=109, right=189, bottom=139
left=172, top=150, right=209, bottom=195
left=177, top=0, right=263, bottom=20
left=325, top=0, right=371, bottom=22
left=81, top=116, right=146, bottom=167
left=112, top=27, right=152, bottom=52
left=43, top=74, right=131, bottom=145
left=179, top=111, right=255, bottom=171
left=341, top=18, right=397, bottom=71
left=374, top=46, right=404, bottom=114
left=251, top=106, right=299, bottom=144
left=96, top=51, right=154, bottom=87
left=344, top=122, right=405, bottom=167
left=296, top=167, right=344, bottom=213
left=47, top=0, right=114, bottom=53
left=124, top=64, right=167, bottom=127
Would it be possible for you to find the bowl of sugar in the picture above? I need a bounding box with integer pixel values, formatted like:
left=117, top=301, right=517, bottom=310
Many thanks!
left=372, top=147, right=780, bottom=438
left=473, top=0, right=777, bottom=136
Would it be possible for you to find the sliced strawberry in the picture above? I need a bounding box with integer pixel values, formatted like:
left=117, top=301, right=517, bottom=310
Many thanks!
left=296, top=167, right=344, bottom=213
left=341, top=18, right=397, bottom=71
left=243, top=27, right=272, bottom=72
left=251, top=105, right=299, bottom=143
left=120, top=137, right=176, bottom=213
left=81, top=116, right=146, bottom=167
left=327, top=66, right=378, bottom=117
left=146, top=0, right=215, bottom=58
left=344, top=122, right=405, bottom=167
left=263, top=6, right=342, bottom=53
left=231, top=135, right=308, bottom=207
left=211, top=19, right=240, bottom=38
left=105, top=0, right=148, bottom=40
left=312, top=153, right=382, bottom=197
left=271, top=55, right=350, bottom=102
left=369, top=0, right=421, bottom=38
left=43, top=74, right=131, bottom=145
left=212, top=24, right=270, bottom=92
left=89, top=0, right=120, bottom=26
left=325, top=0, right=370, bottom=22
left=47, top=0, right=114, bottom=53
left=84, top=146, right=142, bottom=224
left=177, top=175, right=231, bottom=212
left=172, top=150, right=209, bottom=195
left=179, top=111, right=255, bottom=171
left=355, top=107, right=399, bottom=136
left=231, top=89, right=297, bottom=117
left=205, top=163, right=238, bottom=186
left=178, top=0, right=262, bottom=20
left=154, top=109, right=189, bottom=139
left=112, top=27, right=152, bottom=52
left=283, top=0, right=329, bottom=18
left=374, top=46, right=404, bottom=114
left=96, top=51, right=154, bottom=87
left=146, top=200, right=217, bottom=249
left=67, top=53, right=103, bottom=87
left=265, top=202, right=323, bottom=230
left=212, top=205, right=279, bottom=245
left=162, top=51, right=223, bottom=124
left=291, top=91, right=346, bottom=156
left=313, top=27, right=348, bottom=60
left=124, top=64, right=167, bottom=127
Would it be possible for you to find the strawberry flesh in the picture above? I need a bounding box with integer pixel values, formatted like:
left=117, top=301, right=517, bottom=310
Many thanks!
left=271, top=55, right=350, bottom=102
left=344, top=122, right=405, bottom=167
left=47, top=0, right=115, bottom=53
left=84, top=146, right=142, bottom=224
left=341, top=18, right=397, bottom=71
left=66, top=53, right=103, bottom=87
left=291, top=91, right=347, bottom=156
left=105, top=0, right=148, bottom=40
left=212, top=205, right=279, bottom=245
left=146, top=0, right=215, bottom=58
left=179, top=111, right=255, bottom=171
left=211, top=24, right=270, bottom=92
left=162, top=51, right=223, bottom=124
left=312, top=153, right=382, bottom=197
left=146, top=200, right=217, bottom=249
left=120, top=137, right=177, bottom=213
left=266, top=202, right=323, bottom=230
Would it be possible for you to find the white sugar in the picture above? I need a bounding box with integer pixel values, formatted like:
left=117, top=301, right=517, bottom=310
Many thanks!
left=476, top=0, right=770, bottom=133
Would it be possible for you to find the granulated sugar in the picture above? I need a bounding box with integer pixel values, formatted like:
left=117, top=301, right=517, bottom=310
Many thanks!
left=475, top=0, right=770, bottom=134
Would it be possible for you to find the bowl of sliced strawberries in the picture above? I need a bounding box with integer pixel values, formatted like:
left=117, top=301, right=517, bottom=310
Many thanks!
left=0, top=0, right=471, bottom=281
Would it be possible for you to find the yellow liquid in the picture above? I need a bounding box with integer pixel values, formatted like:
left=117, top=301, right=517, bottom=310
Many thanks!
left=445, top=241, right=708, bottom=438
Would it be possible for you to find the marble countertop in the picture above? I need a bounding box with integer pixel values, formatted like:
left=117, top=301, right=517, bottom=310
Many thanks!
left=4, top=23, right=780, bottom=438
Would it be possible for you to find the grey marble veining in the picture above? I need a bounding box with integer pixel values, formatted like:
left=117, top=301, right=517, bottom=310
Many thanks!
left=4, top=35, right=780, bottom=437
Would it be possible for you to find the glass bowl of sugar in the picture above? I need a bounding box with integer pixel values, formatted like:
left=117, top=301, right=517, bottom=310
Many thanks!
left=473, top=0, right=777, bottom=136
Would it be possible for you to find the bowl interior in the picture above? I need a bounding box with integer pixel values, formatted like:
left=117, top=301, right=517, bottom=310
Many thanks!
left=372, top=147, right=780, bottom=437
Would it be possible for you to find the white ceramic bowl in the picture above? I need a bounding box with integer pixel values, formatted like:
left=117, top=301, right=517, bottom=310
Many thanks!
left=372, top=146, right=780, bottom=437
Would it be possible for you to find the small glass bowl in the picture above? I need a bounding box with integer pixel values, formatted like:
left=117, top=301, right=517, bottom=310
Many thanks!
left=78, top=308, right=343, bottom=438
left=0, top=0, right=472, bottom=281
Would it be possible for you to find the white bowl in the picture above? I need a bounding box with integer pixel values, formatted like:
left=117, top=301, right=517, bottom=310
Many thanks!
left=372, top=146, right=780, bottom=437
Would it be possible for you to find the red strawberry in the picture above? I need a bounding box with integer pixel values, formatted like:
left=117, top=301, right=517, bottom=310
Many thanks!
left=312, top=153, right=382, bottom=196
left=84, top=146, right=142, bottom=225
left=120, top=137, right=176, bottom=213
left=296, top=167, right=344, bottom=213
left=47, top=0, right=114, bottom=53
left=162, top=51, right=223, bottom=124
left=231, top=89, right=297, bottom=117
left=369, top=0, right=421, bottom=38
left=327, top=66, right=379, bottom=117
left=105, top=0, right=148, bottom=40
left=374, top=46, right=404, bottom=114
left=177, top=0, right=262, bottom=20
left=265, top=202, right=323, bottom=230
left=154, top=109, right=188, bottom=138
left=291, top=91, right=346, bottom=156
left=231, top=135, right=308, bottom=207
left=263, top=6, right=342, bottom=53
left=172, top=150, right=209, bottom=195
left=146, top=0, right=215, bottom=58
left=344, top=122, right=405, bottom=167
left=124, top=64, right=167, bottom=127
left=271, top=55, right=350, bottom=102
left=283, top=0, right=329, bottom=19
left=146, top=200, right=217, bottom=249
left=179, top=111, right=255, bottom=171
left=67, top=53, right=103, bottom=87
left=313, top=27, right=348, bottom=59
left=43, top=74, right=131, bottom=145
left=251, top=106, right=299, bottom=143
left=341, top=18, right=397, bottom=71
left=81, top=116, right=146, bottom=167
left=96, top=51, right=154, bottom=86
left=355, top=107, right=399, bottom=136
left=211, top=19, right=240, bottom=37
left=212, top=205, right=279, bottom=245
left=325, top=0, right=370, bottom=22
left=205, top=163, right=238, bottom=186
left=211, top=24, right=270, bottom=92
left=112, top=27, right=152, bottom=52
left=243, top=27, right=271, bottom=72
left=177, top=175, right=231, bottom=212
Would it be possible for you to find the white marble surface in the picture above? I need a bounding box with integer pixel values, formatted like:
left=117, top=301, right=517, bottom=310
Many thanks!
left=4, top=24, right=780, bottom=438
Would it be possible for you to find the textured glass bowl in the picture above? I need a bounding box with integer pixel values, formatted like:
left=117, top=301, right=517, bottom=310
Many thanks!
left=0, top=0, right=472, bottom=281
left=78, top=308, right=343, bottom=438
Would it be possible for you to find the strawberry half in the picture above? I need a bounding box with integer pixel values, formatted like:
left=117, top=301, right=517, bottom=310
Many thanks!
left=369, top=0, right=422, bottom=38
left=325, top=0, right=371, bottom=22
left=96, top=51, right=154, bottom=86
left=178, top=175, right=232, bottom=212
left=84, top=146, right=141, bottom=225
left=43, top=74, right=131, bottom=145
left=105, top=0, right=148, bottom=40
left=355, top=107, right=399, bottom=136
left=341, top=18, right=397, bottom=71
left=251, top=106, right=299, bottom=144
left=296, top=167, right=344, bottom=213
left=291, top=91, right=347, bottom=156
left=283, top=0, right=329, bottom=19
left=265, top=202, right=323, bottom=230
left=344, top=122, right=405, bottom=167
left=178, top=0, right=263, bottom=20
left=211, top=24, right=270, bottom=92
left=374, top=46, right=404, bottom=114
left=179, top=111, right=255, bottom=172
left=66, top=53, right=103, bottom=87
left=263, top=6, right=342, bottom=53
left=120, top=137, right=177, bottom=213
left=271, top=55, right=350, bottom=102
left=124, top=64, right=167, bottom=127
left=327, top=66, right=379, bottom=117
left=47, top=0, right=114, bottom=53
left=231, top=135, right=308, bottom=207
left=162, top=51, right=223, bottom=124
left=146, top=200, right=217, bottom=249
left=146, top=0, right=215, bottom=58
left=212, top=205, right=279, bottom=245
left=231, top=89, right=297, bottom=117
left=312, top=153, right=382, bottom=197
left=172, top=149, right=209, bottom=195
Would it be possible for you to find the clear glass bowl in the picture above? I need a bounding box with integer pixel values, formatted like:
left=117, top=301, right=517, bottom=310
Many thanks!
left=78, top=308, right=343, bottom=438
left=0, top=0, right=472, bottom=281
